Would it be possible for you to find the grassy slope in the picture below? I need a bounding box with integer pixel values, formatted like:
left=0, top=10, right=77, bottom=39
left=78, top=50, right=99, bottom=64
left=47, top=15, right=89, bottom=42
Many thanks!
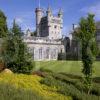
left=0, top=72, right=71, bottom=100
left=34, top=61, right=100, bottom=77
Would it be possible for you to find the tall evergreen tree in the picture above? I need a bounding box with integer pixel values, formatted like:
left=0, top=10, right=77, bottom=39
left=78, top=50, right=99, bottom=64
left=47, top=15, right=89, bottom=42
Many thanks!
left=2, top=20, right=34, bottom=74
left=76, top=14, right=98, bottom=94
left=0, top=10, right=8, bottom=37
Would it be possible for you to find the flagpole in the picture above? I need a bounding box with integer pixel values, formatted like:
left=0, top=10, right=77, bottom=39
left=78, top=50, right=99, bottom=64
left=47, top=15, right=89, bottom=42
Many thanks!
left=39, top=0, right=40, bottom=8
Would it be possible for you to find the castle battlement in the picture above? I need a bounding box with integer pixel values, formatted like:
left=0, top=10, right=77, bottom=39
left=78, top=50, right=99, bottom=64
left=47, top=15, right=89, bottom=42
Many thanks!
left=23, top=36, right=62, bottom=45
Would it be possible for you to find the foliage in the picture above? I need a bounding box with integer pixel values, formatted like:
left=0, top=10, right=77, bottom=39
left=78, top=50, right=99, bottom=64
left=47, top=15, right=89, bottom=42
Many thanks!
left=0, top=73, right=71, bottom=100
left=58, top=53, right=66, bottom=60
left=0, top=83, right=44, bottom=100
left=31, top=31, right=37, bottom=36
left=2, top=20, right=34, bottom=74
left=0, top=10, right=8, bottom=38
left=40, top=72, right=100, bottom=100
left=76, top=14, right=98, bottom=93
left=12, top=19, right=24, bottom=36
left=91, top=83, right=100, bottom=96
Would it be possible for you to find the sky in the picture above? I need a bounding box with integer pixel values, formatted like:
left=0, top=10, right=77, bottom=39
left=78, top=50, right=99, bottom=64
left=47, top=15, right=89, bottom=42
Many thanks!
left=0, top=0, right=100, bottom=37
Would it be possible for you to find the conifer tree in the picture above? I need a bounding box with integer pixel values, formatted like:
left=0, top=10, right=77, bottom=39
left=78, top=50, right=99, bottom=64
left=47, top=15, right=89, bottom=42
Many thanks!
left=2, top=20, right=34, bottom=74
left=76, top=14, right=98, bottom=94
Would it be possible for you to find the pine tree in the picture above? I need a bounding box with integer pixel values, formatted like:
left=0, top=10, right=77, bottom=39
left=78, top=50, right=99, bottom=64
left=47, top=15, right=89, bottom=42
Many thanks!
left=2, top=20, right=34, bottom=74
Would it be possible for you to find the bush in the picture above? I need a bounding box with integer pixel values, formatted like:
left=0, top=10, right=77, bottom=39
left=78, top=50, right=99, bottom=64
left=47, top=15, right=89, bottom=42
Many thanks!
left=58, top=53, right=66, bottom=60
left=0, top=83, right=44, bottom=100
left=7, top=61, right=34, bottom=74
left=41, top=72, right=100, bottom=100
left=0, top=59, right=4, bottom=71
left=39, top=67, right=53, bottom=73
left=91, top=83, right=100, bottom=96
left=0, top=73, right=69, bottom=100
left=40, top=75, right=82, bottom=99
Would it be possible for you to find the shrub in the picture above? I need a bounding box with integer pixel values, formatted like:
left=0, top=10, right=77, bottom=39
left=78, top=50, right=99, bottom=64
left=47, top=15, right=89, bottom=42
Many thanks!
left=41, top=72, right=100, bottom=100
left=40, top=75, right=82, bottom=99
left=0, top=83, right=44, bottom=100
left=7, top=61, right=34, bottom=74
left=0, top=73, right=69, bottom=100
left=0, top=59, right=4, bottom=71
left=58, top=53, right=66, bottom=60
left=39, top=67, right=53, bottom=73
left=91, top=83, right=100, bottom=96
left=32, top=71, right=46, bottom=77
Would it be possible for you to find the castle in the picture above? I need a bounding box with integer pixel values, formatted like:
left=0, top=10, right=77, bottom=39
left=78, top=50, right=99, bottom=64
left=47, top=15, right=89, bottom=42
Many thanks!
left=67, top=23, right=100, bottom=60
left=23, top=6, right=65, bottom=61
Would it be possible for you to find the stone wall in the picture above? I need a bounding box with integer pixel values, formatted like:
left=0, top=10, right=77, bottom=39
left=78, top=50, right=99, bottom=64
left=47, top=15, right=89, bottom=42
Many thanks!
left=24, top=37, right=65, bottom=61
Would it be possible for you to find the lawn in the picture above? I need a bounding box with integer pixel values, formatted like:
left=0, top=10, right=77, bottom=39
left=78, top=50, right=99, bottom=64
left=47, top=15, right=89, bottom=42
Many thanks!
left=34, top=61, right=100, bottom=77
left=0, top=61, right=99, bottom=100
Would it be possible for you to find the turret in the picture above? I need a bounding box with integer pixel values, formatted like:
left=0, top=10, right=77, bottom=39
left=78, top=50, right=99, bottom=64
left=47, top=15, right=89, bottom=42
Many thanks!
left=26, top=29, right=31, bottom=37
left=46, top=6, right=52, bottom=17
left=58, top=8, right=63, bottom=18
left=35, top=7, right=43, bottom=37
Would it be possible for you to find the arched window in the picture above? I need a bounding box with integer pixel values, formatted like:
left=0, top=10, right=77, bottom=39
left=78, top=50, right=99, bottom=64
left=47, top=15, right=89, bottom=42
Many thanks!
left=51, top=49, right=57, bottom=59
left=39, top=47, right=42, bottom=59
left=46, top=48, right=50, bottom=59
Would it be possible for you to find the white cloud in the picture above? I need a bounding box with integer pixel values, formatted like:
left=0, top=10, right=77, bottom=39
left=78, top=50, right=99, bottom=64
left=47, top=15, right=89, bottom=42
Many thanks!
left=16, top=17, right=23, bottom=24
left=62, top=25, right=73, bottom=39
left=80, top=2, right=100, bottom=20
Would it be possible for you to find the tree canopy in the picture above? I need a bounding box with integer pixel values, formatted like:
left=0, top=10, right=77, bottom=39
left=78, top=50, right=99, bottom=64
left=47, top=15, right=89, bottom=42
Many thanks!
left=76, top=14, right=98, bottom=94
left=0, top=10, right=8, bottom=37
left=2, top=20, right=34, bottom=74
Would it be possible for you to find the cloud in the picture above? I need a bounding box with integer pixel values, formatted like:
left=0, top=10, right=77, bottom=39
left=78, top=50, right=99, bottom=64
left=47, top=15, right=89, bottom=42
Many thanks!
left=16, top=17, right=23, bottom=24
left=80, top=2, right=100, bottom=20
left=62, top=25, right=73, bottom=39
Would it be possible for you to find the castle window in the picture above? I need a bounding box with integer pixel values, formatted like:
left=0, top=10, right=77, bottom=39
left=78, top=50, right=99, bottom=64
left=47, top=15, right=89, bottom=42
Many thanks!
left=39, top=48, right=42, bottom=59
left=54, top=25, right=57, bottom=29
left=46, top=48, right=50, bottom=59
left=51, top=49, right=57, bottom=59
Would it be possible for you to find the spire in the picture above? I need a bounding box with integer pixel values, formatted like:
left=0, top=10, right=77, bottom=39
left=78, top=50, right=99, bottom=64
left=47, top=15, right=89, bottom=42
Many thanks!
left=58, top=8, right=63, bottom=17
left=46, top=5, right=52, bottom=16
left=47, top=5, right=51, bottom=12
left=38, top=0, right=40, bottom=8
left=58, top=8, right=63, bottom=15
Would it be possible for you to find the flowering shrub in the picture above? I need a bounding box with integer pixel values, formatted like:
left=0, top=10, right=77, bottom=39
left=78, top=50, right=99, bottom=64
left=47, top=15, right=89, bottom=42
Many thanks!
left=0, top=72, right=71, bottom=100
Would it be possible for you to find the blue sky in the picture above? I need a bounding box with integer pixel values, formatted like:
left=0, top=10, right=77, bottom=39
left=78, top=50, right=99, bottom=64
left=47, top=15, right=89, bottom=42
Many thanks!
left=0, top=0, right=100, bottom=36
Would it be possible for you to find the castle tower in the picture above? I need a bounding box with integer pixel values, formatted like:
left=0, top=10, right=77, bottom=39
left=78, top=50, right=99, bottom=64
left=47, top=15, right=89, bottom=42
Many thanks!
left=35, top=7, right=43, bottom=36
left=46, top=7, right=63, bottom=39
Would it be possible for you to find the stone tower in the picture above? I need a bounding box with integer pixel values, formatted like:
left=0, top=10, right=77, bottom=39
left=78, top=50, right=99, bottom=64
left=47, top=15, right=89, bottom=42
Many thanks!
left=35, top=7, right=43, bottom=37
left=35, top=6, right=63, bottom=39
left=47, top=7, right=63, bottom=39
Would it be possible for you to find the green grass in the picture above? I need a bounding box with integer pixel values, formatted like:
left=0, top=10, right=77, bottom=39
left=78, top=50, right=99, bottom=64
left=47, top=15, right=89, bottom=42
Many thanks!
left=34, top=61, right=100, bottom=77
left=40, top=72, right=100, bottom=100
